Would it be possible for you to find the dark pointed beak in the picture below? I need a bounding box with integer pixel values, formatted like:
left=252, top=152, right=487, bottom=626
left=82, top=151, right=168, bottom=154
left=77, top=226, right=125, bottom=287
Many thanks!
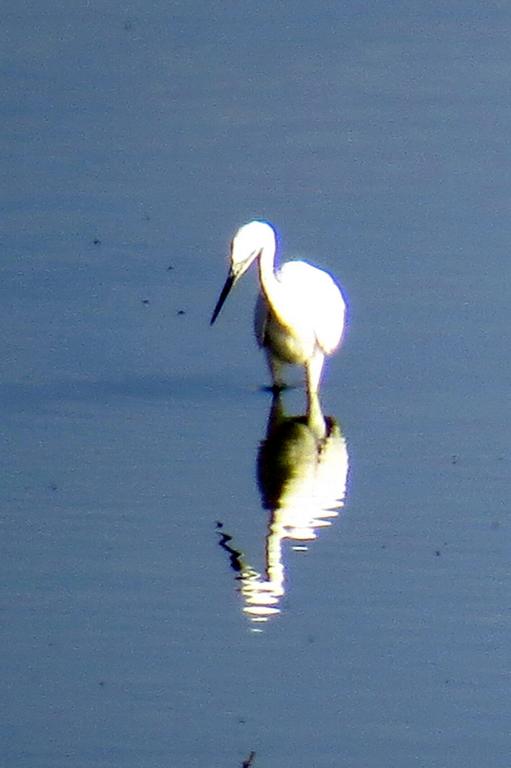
left=210, top=271, right=236, bottom=325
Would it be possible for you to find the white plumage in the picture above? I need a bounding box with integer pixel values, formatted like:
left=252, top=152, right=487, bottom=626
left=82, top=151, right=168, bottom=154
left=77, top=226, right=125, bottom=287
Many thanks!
left=255, top=260, right=345, bottom=357
left=211, top=220, right=346, bottom=426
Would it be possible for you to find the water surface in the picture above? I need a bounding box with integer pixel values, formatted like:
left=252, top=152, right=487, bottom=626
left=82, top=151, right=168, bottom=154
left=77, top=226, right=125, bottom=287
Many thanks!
left=2, top=3, right=510, bottom=767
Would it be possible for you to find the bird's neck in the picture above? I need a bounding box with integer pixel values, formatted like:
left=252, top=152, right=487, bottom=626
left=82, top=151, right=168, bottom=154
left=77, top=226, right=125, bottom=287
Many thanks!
left=257, top=242, right=279, bottom=303
left=257, top=242, right=298, bottom=334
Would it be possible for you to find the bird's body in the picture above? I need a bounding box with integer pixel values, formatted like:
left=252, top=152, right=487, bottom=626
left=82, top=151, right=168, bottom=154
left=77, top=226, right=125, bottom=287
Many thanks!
left=211, top=221, right=346, bottom=429
left=254, top=259, right=345, bottom=385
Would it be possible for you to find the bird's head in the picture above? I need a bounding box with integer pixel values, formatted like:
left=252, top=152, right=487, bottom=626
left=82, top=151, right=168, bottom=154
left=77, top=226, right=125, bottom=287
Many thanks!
left=210, top=220, right=276, bottom=325
left=230, top=220, right=276, bottom=278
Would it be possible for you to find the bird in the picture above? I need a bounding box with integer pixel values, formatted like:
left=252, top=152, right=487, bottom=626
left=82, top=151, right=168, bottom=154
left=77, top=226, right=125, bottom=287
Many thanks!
left=210, top=220, right=346, bottom=430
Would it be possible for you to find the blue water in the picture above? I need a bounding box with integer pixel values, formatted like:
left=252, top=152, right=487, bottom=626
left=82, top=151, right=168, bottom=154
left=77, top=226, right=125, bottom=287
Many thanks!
left=2, top=3, right=510, bottom=766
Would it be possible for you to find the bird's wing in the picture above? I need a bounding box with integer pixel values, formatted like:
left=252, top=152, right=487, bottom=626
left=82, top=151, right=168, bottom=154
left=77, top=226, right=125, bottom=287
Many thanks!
left=277, top=261, right=346, bottom=355
left=313, top=271, right=346, bottom=354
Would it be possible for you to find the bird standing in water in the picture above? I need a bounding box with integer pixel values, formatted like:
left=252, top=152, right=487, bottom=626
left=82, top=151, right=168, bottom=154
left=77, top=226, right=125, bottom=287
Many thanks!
left=210, top=220, right=346, bottom=434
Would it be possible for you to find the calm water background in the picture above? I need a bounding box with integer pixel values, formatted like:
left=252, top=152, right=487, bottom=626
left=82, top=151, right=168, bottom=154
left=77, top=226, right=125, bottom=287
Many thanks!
left=2, top=2, right=510, bottom=766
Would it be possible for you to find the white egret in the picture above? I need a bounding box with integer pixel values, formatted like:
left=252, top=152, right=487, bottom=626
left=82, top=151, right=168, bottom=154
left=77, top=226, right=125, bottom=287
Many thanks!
left=211, top=220, right=346, bottom=426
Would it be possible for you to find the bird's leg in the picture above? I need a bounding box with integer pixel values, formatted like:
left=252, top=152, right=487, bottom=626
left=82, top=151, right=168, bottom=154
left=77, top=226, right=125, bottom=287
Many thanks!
left=305, top=351, right=327, bottom=439
left=307, top=392, right=327, bottom=440
left=305, top=349, right=325, bottom=400
left=265, top=350, right=286, bottom=392
left=266, top=389, right=285, bottom=437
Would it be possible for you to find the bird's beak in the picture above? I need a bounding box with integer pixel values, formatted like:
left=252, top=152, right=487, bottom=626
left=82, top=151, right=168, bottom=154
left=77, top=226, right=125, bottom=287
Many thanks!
left=210, top=270, right=236, bottom=325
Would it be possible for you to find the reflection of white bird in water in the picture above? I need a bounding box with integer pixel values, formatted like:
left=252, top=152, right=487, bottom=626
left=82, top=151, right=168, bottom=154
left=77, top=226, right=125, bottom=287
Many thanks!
left=217, top=393, right=349, bottom=623
left=211, top=221, right=346, bottom=433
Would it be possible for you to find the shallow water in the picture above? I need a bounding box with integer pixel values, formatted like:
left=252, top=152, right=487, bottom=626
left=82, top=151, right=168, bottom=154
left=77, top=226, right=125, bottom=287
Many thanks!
left=2, top=3, right=510, bottom=767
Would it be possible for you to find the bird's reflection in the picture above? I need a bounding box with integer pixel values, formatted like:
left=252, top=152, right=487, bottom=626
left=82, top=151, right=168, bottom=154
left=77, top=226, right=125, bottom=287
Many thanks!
left=217, top=393, right=349, bottom=625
